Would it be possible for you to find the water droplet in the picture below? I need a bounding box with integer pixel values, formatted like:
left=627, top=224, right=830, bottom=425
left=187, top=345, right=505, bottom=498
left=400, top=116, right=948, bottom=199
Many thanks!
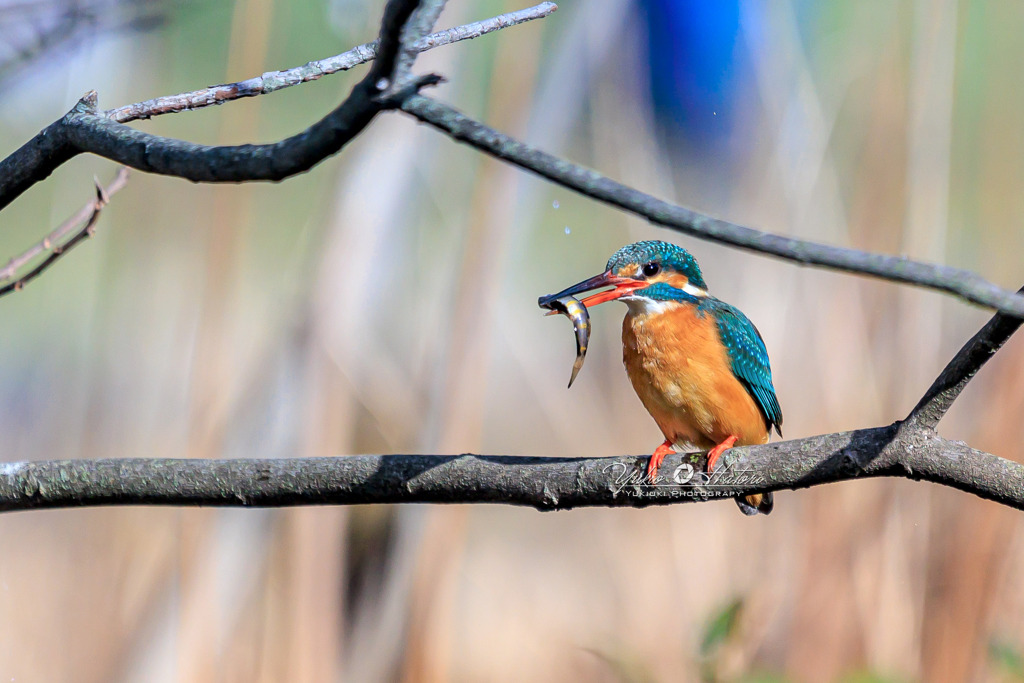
left=564, top=226, right=571, bottom=235
left=552, top=200, right=560, bottom=209
left=375, top=78, right=390, bottom=91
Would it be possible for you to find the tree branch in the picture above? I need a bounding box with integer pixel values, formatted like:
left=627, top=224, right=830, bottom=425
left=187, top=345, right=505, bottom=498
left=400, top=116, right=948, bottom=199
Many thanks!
left=104, top=3, right=556, bottom=124
left=0, top=0, right=419, bottom=208
left=392, top=0, right=448, bottom=86
left=906, top=285, right=1024, bottom=429
left=0, top=427, right=1021, bottom=513
left=0, top=115, right=80, bottom=213
left=0, top=167, right=128, bottom=296
left=56, top=81, right=400, bottom=183
left=0, top=0, right=552, bottom=210
left=398, top=94, right=1024, bottom=319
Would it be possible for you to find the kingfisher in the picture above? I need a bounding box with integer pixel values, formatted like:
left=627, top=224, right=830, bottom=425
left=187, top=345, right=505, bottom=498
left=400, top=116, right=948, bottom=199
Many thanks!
left=543, top=240, right=782, bottom=515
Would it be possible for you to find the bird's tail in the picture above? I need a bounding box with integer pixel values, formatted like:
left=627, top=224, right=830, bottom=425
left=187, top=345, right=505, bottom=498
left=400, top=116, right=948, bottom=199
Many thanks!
left=735, top=492, right=773, bottom=516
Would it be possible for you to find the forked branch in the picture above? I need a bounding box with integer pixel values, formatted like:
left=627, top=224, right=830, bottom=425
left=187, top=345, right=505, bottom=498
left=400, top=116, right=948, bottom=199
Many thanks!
left=0, top=0, right=449, bottom=209
left=0, top=167, right=129, bottom=299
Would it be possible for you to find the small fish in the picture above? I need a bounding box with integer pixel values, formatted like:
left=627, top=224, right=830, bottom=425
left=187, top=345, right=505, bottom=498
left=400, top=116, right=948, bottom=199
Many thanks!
left=538, top=293, right=590, bottom=388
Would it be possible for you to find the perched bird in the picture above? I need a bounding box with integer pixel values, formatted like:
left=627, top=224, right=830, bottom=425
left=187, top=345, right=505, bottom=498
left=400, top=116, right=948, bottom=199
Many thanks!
left=543, top=241, right=782, bottom=515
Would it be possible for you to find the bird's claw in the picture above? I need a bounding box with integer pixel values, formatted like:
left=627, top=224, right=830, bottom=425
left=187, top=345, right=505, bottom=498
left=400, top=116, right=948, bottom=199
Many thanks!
left=647, top=441, right=675, bottom=483
left=705, top=435, right=739, bottom=473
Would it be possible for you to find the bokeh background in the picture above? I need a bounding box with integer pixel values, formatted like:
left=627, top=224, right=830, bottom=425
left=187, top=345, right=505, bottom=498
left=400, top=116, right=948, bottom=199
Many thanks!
left=1, top=0, right=1024, bottom=681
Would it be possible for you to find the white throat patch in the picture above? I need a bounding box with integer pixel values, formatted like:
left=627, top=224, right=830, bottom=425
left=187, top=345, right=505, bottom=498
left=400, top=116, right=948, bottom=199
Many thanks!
left=622, top=297, right=680, bottom=316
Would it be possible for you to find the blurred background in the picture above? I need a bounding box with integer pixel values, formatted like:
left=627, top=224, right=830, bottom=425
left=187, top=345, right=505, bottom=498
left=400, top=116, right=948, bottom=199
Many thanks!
left=1, top=0, right=1023, bottom=680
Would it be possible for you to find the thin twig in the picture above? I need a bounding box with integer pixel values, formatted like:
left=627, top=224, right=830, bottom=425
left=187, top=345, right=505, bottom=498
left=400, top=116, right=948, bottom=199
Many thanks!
left=0, top=166, right=129, bottom=286
left=0, top=167, right=129, bottom=299
left=392, top=0, right=449, bottom=87
left=399, top=94, right=1024, bottom=319
left=104, top=2, right=555, bottom=124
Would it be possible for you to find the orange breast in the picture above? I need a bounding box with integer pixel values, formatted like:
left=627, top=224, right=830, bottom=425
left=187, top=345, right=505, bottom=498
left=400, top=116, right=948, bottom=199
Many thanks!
left=622, top=303, right=769, bottom=449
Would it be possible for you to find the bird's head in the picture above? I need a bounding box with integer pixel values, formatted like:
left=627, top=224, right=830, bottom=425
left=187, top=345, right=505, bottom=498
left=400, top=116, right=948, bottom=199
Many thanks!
left=539, top=240, right=707, bottom=310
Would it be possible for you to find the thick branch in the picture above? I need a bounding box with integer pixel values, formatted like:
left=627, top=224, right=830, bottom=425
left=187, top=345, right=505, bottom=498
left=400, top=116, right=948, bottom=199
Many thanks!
left=0, top=116, right=80, bottom=213
left=906, top=285, right=1024, bottom=429
left=58, top=82, right=393, bottom=183
left=0, top=428, right=1021, bottom=512
left=399, top=94, right=1024, bottom=319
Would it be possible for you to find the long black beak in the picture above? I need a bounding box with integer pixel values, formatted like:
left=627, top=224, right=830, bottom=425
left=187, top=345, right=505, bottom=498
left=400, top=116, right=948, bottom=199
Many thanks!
left=538, top=271, right=642, bottom=309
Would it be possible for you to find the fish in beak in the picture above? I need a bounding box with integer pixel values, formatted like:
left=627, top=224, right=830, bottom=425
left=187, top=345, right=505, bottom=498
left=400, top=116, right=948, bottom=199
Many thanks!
left=537, top=270, right=645, bottom=309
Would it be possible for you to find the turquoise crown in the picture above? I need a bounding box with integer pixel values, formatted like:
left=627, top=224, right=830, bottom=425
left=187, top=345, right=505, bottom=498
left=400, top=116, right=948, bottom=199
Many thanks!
left=606, top=241, right=706, bottom=290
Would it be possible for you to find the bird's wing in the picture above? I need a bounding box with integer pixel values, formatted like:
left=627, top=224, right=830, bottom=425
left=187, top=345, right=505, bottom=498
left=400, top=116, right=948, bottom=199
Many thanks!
left=708, top=300, right=783, bottom=434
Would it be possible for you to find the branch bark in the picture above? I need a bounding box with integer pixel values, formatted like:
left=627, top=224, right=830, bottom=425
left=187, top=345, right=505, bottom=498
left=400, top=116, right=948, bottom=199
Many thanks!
left=906, top=285, right=1024, bottom=429
left=0, top=167, right=129, bottom=299
left=104, top=3, right=556, bottom=124
left=1, top=428, right=1021, bottom=513
left=399, top=94, right=1024, bottom=319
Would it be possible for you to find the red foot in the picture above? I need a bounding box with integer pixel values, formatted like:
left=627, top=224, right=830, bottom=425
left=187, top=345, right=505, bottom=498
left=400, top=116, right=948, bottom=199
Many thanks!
left=647, top=440, right=675, bottom=482
left=706, top=435, right=738, bottom=472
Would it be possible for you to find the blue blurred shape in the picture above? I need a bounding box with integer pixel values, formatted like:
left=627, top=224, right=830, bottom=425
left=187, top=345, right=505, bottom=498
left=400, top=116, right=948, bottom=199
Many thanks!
left=641, top=0, right=746, bottom=152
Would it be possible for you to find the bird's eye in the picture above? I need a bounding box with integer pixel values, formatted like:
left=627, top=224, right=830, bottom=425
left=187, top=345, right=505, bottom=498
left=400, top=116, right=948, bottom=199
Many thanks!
left=642, top=262, right=660, bottom=277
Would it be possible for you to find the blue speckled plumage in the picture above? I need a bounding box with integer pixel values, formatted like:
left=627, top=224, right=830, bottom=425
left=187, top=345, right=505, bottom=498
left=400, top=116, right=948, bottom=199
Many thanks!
left=607, top=241, right=707, bottom=289
left=642, top=281, right=704, bottom=305
left=704, top=299, right=783, bottom=436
